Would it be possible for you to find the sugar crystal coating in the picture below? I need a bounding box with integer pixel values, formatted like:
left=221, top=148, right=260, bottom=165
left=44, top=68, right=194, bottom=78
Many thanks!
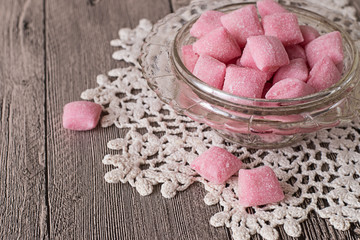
left=181, top=45, right=199, bottom=73
left=305, top=31, right=343, bottom=68
left=307, top=56, right=341, bottom=91
left=190, top=146, right=243, bottom=184
left=193, top=27, right=242, bottom=63
left=273, top=58, right=309, bottom=84
left=257, top=0, right=288, bottom=18
left=263, top=12, right=304, bottom=46
left=190, top=10, right=225, bottom=39
left=63, top=101, right=102, bottom=131
left=223, top=65, right=267, bottom=98
left=238, top=43, right=274, bottom=80
left=299, top=25, right=320, bottom=46
left=193, top=55, right=226, bottom=89
left=220, top=5, right=264, bottom=48
left=247, top=35, right=290, bottom=72
left=285, top=44, right=306, bottom=61
left=238, top=166, right=285, bottom=207
left=265, top=78, right=315, bottom=99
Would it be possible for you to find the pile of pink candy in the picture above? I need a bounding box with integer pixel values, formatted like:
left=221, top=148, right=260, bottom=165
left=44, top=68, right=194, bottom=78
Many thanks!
left=191, top=146, right=284, bottom=206
left=182, top=0, right=344, bottom=100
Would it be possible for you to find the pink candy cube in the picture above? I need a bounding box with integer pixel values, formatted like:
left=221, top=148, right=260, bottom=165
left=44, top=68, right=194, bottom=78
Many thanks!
left=238, top=166, right=284, bottom=207
left=193, top=55, right=226, bottom=89
left=299, top=25, right=320, bottom=46
left=307, top=56, right=341, bottom=91
left=273, top=58, right=309, bottom=84
left=257, top=0, right=288, bottom=18
left=263, top=13, right=304, bottom=46
left=247, top=35, right=289, bottom=72
left=223, top=65, right=267, bottom=98
left=305, top=31, right=344, bottom=68
left=181, top=45, right=199, bottom=73
left=190, top=10, right=225, bottom=39
left=193, top=27, right=242, bottom=63
left=285, top=44, right=306, bottom=61
left=190, top=146, right=243, bottom=184
left=265, top=78, right=315, bottom=99
left=238, top=44, right=274, bottom=80
left=63, top=101, right=102, bottom=131
left=220, top=5, right=264, bottom=48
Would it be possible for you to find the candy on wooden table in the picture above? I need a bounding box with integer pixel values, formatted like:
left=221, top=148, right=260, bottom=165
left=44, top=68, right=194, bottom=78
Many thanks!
left=262, top=12, right=304, bottom=46
left=247, top=35, right=290, bottom=72
left=190, top=146, right=242, bottom=184
left=299, top=25, right=320, bottom=46
left=307, top=56, right=341, bottom=91
left=265, top=78, right=315, bottom=99
left=238, top=43, right=274, bottom=80
left=285, top=44, right=306, bottom=61
left=190, top=10, right=225, bottom=39
left=193, top=55, right=226, bottom=89
left=256, top=0, right=288, bottom=18
left=193, top=27, right=242, bottom=63
left=220, top=5, right=264, bottom=48
left=181, top=45, right=199, bottom=73
left=63, top=101, right=102, bottom=131
left=273, top=58, right=309, bottom=84
left=223, top=65, right=267, bottom=98
left=305, top=31, right=344, bottom=68
left=238, top=166, right=285, bottom=207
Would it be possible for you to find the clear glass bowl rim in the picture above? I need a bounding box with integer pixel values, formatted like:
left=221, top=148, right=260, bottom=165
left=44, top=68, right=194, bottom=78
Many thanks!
left=170, top=2, right=360, bottom=115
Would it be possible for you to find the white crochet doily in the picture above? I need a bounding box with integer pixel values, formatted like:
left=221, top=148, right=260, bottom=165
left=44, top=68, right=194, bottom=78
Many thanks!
left=81, top=1, right=360, bottom=239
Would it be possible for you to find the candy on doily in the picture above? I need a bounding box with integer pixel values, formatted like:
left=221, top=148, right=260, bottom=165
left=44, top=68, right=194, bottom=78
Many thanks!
left=80, top=0, right=360, bottom=238
left=190, top=146, right=242, bottom=184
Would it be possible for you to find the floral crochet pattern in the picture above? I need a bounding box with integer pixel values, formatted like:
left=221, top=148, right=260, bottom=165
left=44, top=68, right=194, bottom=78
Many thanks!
left=81, top=1, right=360, bottom=239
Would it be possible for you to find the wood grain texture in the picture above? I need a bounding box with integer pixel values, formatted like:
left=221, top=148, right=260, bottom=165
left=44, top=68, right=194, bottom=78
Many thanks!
left=0, top=0, right=47, bottom=239
left=45, top=0, right=229, bottom=239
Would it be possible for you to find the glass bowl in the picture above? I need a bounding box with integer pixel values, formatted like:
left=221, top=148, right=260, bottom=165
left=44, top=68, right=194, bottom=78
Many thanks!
left=140, top=0, right=360, bottom=149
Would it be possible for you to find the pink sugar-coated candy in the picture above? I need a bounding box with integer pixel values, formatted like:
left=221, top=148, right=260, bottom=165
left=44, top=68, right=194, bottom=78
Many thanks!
left=63, top=101, right=102, bottom=131
left=285, top=45, right=306, bottom=61
left=220, top=5, right=264, bottom=48
left=238, top=44, right=274, bottom=80
left=190, top=146, right=243, bottom=184
left=299, top=25, right=320, bottom=46
left=265, top=78, right=315, bottom=99
left=181, top=45, right=199, bottom=73
left=273, top=58, right=308, bottom=84
left=247, top=35, right=290, bottom=72
left=190, top=11, right=225, bottom=39
left=305, top=31, right=344, bottom=68
left=193, top=55, right=226, bottom=89
left=223, top=65, right=267, bottom=98
left=263, top=12, right=304, bottom=46
left=307, top=56, right=341, bottom=92
left=193, top=27, right=242, bottom=63
left=257, top=0, right=288, bottom=18
left=238, top=166, right=284, bottom=207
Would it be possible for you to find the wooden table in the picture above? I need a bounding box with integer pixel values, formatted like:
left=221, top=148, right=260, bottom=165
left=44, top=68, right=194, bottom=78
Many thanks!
left=2, top=0, right=360, bottom=239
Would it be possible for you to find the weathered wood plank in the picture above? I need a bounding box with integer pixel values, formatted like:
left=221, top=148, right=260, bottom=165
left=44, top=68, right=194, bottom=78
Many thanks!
left=46, top=0, right=229, bottom=239
left=0, top=0, right=47, bottom=239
